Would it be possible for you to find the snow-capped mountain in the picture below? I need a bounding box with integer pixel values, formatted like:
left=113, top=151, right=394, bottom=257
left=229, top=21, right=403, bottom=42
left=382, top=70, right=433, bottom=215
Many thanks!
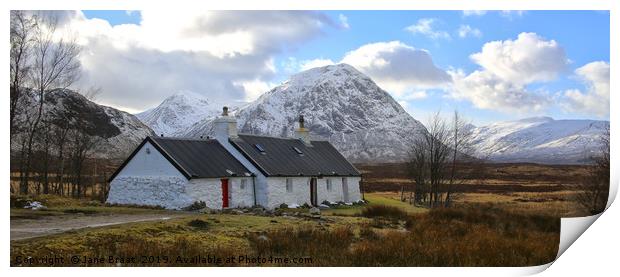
left=136, top=92, right=223, bottom=137
left=183, top=63, right=427, bottom=162
left=11, top=89, right=155, bottom=159
left=470, top=117, right=609, bottom=164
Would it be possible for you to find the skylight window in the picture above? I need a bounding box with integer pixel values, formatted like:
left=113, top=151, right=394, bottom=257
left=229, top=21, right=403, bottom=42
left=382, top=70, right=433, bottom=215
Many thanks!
left=254, top=144, right=266, bottom=153
left=292, top=146, right=303, bottom=155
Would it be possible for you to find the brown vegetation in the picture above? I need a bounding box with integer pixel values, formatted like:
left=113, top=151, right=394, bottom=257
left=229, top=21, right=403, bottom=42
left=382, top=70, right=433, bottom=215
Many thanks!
left=11, top=203, right=558, bottom=267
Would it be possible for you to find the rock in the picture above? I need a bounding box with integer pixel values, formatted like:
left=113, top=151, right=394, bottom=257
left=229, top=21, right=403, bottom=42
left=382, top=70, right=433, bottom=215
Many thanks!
left=270, top=220, right=278, bottom=223
left=233, top=209, right=244, bottom=215
left=318, top=204, right=330, bottom=209
left=24, top=201, right=46, bottom=210
left=309, top=207, right=321, bottom=215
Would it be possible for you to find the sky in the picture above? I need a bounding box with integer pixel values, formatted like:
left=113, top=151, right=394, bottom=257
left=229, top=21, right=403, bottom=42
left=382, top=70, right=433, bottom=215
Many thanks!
left=57, top=10, right=609, bottom=125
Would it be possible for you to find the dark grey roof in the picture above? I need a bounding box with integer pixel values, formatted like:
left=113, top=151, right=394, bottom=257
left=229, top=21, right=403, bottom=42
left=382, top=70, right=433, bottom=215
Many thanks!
left=109, top=137, right=251, bottom=181
left=229, top=134, right=361, bottom=177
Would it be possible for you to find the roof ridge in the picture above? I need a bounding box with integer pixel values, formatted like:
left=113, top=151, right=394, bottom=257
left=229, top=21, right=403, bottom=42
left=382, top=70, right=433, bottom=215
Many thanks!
left=237, top=132, right=329, bottom=142
left=150, top=136, right=217, bottom=142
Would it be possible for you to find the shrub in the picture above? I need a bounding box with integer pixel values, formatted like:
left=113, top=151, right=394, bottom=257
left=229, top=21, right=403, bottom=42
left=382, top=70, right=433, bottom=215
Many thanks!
left=184, top=201, right=207, bottom=211
left=359, top=205, right=408, bottom=221
left=187, top=219, right=210, bottom=229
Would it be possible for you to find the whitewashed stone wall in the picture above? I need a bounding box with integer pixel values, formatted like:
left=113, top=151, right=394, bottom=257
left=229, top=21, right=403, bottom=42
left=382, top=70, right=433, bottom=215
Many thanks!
left=115, top=141, right=185, bottom=179
left=107, top=176, right=194, bottom=209
left=215, top=137, right=268, bottom=207
left=227, top=177, right=255, bottom=208
left=264, top=176, right=362, bottom=208
left=265, top=177, right=311, bottom=208
left=186, top=178, right=222, bottom=209
left=346, top=177, right=362, bottom=203
left=108, top=176, right=254, bottom=210
left=317, top=177, right=338, bottom=204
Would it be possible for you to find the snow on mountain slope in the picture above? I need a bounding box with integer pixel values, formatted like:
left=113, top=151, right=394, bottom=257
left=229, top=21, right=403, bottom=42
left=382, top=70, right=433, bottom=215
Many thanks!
left=11, top=89, right=155, bottom=159
left=184, top=63, right=427, bottom=162
left=136, top=92, right=221, bottom=136
left=470, top=117, right=609, bottom=164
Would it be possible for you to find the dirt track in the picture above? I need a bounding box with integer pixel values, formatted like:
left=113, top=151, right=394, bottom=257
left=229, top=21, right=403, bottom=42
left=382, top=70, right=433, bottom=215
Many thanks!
left=11, top=213, right=190, bottom=241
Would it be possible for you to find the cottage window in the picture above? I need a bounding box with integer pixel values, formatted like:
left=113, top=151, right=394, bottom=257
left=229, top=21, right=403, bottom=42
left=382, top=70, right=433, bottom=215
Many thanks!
left=286, top=178, right=293, bottom=192
left=240, top=179, right=247, bottom=190
left=326, top=179, right=332, bottom=191
left=254, top=144, right=266, bottom=153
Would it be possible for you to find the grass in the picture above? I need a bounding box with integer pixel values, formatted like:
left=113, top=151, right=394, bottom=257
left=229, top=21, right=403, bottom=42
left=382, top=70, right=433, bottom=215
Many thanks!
left=10, top=194, right=170, bottom=220
left=323, top=193, right=427, bottom=216
left=10, top=213, right=368, bottom=267
left=11, top=199, right=558, bottom=267
left=359, top=205, right=409, bottom=221
left=248, top=205, right=558, bottom=266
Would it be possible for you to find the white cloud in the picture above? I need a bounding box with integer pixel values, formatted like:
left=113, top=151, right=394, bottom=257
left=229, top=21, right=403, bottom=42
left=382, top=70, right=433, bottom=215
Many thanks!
left=562, top=61, right=610, bottom=117
left=501, top=10, right=526, bottom=19
left=50, top=11, right=336, bottom=111
left=463, top=10, right=487, bottom=16
left=341, top=41, right=451, bottom=97
left=470, top=32, right=569, bottom=84
left=281, top=57, right=336, bottom=72
left=234, top=79, right=278, bottom=102
left=450, top=69, right=550, bottom=113
left=449, top=32, right=568, bottom=113
left=404, top=18, right=451, bottom=40
left=339, top=14, right=350, bottom=29
left=300, top=58, right=336, bottom=71
left=457, top=25, right=482, bottom=38
left=402, top=91, right=428, bottom=100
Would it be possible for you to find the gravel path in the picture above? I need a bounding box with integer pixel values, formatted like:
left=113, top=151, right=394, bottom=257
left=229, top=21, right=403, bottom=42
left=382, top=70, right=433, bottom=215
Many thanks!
left=11, top=212, right=191, bottom=241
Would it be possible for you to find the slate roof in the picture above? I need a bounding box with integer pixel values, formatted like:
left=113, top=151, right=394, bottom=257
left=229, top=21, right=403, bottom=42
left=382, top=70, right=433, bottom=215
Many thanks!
left=229, top=134, right=361, bottom=177
left=109, top=136, right=252, bottom=181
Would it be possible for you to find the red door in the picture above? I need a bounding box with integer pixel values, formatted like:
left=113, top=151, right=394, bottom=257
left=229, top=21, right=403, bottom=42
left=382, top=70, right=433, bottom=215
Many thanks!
left=310, top=178, right=318, bottom=206
left=221, top=179, right=229, bottom=208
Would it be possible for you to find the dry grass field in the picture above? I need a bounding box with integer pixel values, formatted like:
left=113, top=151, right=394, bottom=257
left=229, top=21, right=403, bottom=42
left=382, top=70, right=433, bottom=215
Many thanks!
left=11, top=195, right=558, bottom=267
left=357, top=162, right=592, bottom=217
left=11, top=162, right=582, bottom=267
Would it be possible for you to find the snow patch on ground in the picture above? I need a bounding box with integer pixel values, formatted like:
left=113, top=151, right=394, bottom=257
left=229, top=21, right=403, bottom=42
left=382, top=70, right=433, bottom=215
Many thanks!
left=23, top=201, right=46, bottom=210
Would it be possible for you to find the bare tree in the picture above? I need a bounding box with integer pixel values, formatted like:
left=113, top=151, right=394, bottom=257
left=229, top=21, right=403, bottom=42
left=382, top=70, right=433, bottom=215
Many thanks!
left=445, top=111, right=475, bottom=207
left=10, top=11, right=34, bottom=136
left=407, top=112, right=450, bottom=208
left=407, top=136, right=429, bottom=205
left=576, top=126, right=610, bottom=214
left=407, top=110, right=481, bottom=208
left=19, top=12, right=81, bottom=195
left=69, top=130, right=101, bottom=198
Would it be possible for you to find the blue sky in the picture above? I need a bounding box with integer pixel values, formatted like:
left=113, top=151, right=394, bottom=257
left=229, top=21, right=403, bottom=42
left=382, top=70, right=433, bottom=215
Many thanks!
left=78, top=10, right=609, bottom=125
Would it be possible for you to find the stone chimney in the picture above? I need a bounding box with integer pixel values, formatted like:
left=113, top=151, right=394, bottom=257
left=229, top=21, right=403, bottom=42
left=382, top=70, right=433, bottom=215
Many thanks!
left=294, top=115, right=311, bottom=145
left=213, top=106, right=238, bottom=142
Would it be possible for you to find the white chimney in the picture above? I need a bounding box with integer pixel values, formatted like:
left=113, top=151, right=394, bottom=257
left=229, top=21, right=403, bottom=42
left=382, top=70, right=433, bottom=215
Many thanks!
left=213, top=106, right=238, bottom=142
left=294, top=115, right=311, bottom=145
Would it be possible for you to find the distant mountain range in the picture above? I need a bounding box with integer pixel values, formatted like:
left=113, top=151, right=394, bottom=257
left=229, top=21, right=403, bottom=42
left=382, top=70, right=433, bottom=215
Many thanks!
left=182, top=64, right=427, bottom=162
left=135, top=64, right=609, bottom=164
left=136, top=92, right=222, bottom=137
left=469, top=116, right=608, bottom=164
left=13, top=64, right=606, bottom=164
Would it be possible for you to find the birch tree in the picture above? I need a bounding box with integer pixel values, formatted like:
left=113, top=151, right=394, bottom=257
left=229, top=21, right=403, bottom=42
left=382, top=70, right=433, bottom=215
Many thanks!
left=19, top=12, right=81, bottom=194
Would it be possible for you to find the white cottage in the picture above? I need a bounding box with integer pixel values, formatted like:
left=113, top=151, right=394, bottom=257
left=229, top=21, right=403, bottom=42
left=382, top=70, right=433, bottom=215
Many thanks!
left=107, top=107, right=362, bottom=210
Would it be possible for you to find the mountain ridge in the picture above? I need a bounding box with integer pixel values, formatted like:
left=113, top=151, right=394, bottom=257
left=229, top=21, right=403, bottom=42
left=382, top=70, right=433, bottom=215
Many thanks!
left=184, top=63, right=428, bottom=162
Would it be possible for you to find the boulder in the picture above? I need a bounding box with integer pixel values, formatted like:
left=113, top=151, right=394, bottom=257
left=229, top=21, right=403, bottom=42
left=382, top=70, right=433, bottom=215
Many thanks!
left=309, top=207, right=321, bottom=215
